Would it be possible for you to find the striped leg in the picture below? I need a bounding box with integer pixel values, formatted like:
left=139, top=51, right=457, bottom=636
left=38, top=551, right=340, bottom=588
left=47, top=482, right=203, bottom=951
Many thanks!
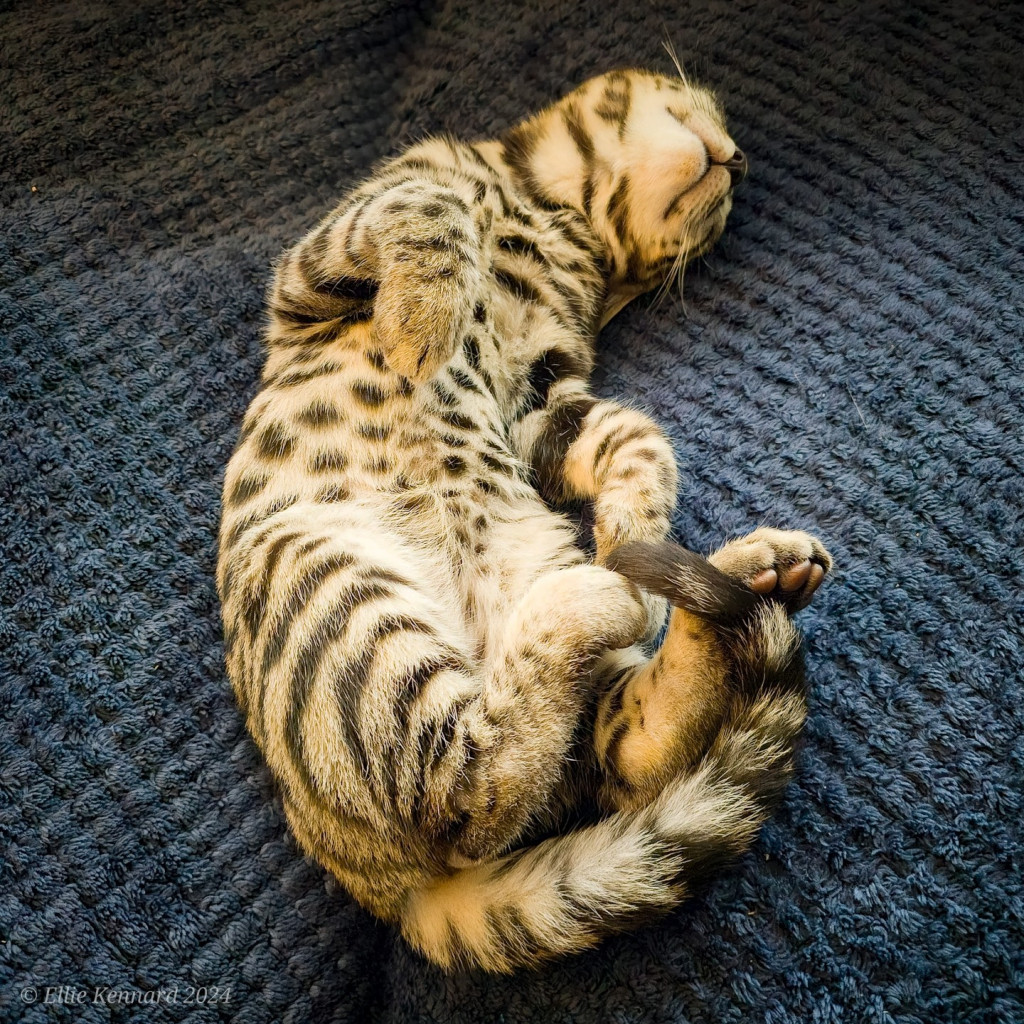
left=591, top=615, right=730, bottom=812
left=520, top=379, right=677, bottom=561
left=227, top=510, right=649, bottom=863
left=519, top=378, right=678, bottom=639
left=270, top=176, right=487, bottom=378
left=453, top=564, right=649, bottom=860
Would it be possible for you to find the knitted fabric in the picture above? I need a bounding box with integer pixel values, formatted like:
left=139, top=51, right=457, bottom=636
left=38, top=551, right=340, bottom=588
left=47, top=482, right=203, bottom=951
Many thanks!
left=1, top=1, right=1021, bottom=1021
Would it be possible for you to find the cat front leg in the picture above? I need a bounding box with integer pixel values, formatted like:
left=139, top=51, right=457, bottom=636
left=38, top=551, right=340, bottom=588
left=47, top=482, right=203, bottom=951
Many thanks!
left=520, top=380, right=677, bottom=559
left=516, top=379, right=677, bottom=638
left=269, top=172, right=488, bottom=380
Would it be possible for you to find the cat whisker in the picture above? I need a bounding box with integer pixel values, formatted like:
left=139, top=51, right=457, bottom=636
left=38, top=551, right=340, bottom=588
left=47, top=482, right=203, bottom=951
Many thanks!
left=662, top=37, right=689, bottom=87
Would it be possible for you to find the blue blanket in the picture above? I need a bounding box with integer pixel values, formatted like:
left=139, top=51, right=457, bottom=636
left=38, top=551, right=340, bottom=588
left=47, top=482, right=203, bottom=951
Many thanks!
left=2, top=1, right=1021, bottom=1020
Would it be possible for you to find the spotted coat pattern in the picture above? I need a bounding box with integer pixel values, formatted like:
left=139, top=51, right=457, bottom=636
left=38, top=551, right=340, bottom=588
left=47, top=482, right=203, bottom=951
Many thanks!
left=217, top=69, right=833, bottom=971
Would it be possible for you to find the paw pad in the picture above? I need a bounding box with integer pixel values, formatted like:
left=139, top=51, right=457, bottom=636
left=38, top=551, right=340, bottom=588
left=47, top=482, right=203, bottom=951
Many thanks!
left=711, top=528, right=833, bottom=613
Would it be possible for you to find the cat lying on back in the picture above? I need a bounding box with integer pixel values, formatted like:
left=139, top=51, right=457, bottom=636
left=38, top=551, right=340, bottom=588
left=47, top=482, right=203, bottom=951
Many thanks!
left=218, top=68, right=832, bottom=971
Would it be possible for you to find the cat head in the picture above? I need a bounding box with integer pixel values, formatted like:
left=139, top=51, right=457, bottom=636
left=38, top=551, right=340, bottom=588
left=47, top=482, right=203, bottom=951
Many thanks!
left=501, top=69, right=746, bottom=322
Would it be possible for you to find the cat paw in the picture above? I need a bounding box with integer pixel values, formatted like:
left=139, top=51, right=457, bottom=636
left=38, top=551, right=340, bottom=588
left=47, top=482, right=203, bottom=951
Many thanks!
left=709, top=527, right=833, bottom=612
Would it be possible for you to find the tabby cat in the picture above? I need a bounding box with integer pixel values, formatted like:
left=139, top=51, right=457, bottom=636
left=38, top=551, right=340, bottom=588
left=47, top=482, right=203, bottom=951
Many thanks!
left=217, top=68, right=833, bottom=972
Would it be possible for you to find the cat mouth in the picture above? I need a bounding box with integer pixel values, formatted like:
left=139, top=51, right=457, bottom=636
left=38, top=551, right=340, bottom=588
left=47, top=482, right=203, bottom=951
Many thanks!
left=666, top=171, right=733, bottom=223
left=699, top=195, right=729, bottom=227
left=663, top=183, right=699, bottom=221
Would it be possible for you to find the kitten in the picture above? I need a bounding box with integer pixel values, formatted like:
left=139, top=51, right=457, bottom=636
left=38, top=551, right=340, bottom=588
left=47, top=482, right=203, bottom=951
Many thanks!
left=218, top=69, right=832, bottom=970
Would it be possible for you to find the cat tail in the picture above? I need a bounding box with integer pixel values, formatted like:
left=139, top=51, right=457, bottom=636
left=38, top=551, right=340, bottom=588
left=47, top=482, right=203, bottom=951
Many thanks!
left=399, top=599, right=805, bottom=972
left=604, top=540, right=761, bottom=621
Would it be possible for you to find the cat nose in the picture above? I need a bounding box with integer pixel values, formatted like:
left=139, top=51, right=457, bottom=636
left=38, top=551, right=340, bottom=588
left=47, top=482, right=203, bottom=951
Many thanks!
left=721, top=149, right=748, bottom=186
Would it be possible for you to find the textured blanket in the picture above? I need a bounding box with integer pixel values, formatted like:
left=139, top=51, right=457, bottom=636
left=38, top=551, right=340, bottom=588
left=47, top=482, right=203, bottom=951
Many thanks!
left=2, top=1, right=1021, bottom=1021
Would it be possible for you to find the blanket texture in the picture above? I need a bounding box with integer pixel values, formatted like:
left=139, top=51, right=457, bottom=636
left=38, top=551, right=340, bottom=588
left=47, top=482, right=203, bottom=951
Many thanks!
left=1, top=1, right=1021, bottom=1021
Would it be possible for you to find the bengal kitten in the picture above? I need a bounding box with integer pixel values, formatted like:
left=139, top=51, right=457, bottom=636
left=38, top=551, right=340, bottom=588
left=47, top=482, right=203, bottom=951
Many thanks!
left=218, top=68, right=833, bottom=971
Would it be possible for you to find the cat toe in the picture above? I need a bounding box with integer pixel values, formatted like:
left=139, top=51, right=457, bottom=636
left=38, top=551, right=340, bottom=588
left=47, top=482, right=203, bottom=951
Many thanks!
left=710, top=528, right=833, bottom=613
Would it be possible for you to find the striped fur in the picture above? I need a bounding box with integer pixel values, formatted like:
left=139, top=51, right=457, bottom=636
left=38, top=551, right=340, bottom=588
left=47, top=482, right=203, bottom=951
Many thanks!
left=217, top=69, right=833, bottom=971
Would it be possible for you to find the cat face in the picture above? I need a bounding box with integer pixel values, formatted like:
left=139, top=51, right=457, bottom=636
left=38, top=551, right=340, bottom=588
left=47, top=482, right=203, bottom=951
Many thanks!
left=597, top=72, right=744, bottom=274
left=501, top=69, right=745, bottom=318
